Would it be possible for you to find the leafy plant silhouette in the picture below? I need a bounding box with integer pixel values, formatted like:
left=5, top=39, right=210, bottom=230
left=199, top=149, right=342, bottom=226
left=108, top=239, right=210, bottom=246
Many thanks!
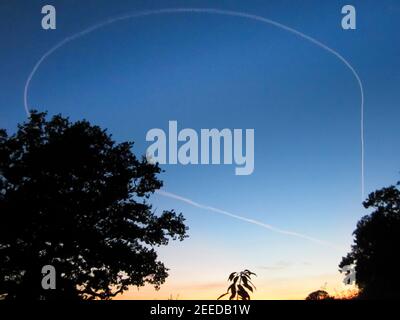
left=218, top=270, right=256, bottom=300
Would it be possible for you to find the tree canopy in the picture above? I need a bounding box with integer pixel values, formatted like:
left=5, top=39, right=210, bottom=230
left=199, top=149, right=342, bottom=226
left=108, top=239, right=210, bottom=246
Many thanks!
left=305, top=290, right=332, bottom=300
left=0, top=111, right=188, bottom=300
left=339, top=182, right=400, bottom=299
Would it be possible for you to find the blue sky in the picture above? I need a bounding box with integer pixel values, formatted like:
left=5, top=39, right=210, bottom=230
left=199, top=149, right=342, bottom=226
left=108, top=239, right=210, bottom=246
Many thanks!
left=1, top=0, right=399, bottom=298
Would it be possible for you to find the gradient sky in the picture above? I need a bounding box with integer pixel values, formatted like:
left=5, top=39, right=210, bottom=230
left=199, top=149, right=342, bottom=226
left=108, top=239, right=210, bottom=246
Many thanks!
left=1, top=0, right=399, bottom=299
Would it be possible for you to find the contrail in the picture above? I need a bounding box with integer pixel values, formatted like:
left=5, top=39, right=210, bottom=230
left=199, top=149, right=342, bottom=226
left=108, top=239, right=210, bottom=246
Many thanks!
left=23, top=8, right=365, bottom=199
left=156, top=190, right=344, bottom=251
left=23, top=7, right=366, bottom=249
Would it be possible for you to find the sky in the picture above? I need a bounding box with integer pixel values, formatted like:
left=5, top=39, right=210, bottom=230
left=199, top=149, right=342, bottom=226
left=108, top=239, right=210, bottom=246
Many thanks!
left=1, top=0, right=399, bottom=299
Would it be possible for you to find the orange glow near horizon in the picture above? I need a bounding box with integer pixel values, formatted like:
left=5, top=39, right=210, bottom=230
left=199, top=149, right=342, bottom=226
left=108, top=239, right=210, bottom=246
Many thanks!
left=114, top=273, right=357, bottom=300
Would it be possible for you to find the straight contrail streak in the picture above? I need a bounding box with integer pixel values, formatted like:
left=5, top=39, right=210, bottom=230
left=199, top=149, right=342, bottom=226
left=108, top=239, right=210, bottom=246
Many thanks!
left=156, top=190, right=343, bottom=251
left=23, top=8, right=365, bottom=199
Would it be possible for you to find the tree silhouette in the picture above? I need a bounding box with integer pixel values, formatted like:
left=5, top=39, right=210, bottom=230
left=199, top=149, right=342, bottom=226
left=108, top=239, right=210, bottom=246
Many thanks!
left=339, top=181, right=400, bottom=299
left=218, top=270, right=256, bottom=300
left=0, top=111, right=188, bottom=300
left=305, top=290, right=333, bottom=300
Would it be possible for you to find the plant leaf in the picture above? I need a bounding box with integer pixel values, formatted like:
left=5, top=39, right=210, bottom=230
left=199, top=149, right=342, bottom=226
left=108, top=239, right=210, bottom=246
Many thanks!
left=244, top=269, right=257, bottom=276
left=238, top=285, right=250, bottom=300
left=217, top=293, right=228, bottom=300
left=242, top=277, right=254, bottom=292
left=228, top=284, right=237, bottom=300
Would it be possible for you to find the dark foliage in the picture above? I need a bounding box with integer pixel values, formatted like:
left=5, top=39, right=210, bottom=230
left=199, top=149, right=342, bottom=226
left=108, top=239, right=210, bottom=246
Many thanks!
left=339, top=182, right=400, bottom=299
left=0, top=111, right=188, bottom=300
left=305, top=290, right=333, bottom=300
left=218, top=269, right=256, bottom=300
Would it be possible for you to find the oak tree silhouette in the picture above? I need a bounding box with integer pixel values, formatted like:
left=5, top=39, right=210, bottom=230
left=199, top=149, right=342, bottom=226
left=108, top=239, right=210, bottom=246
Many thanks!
left=0, top=111, right=188, bottom=300
left=339, top=181, right=400, bottom=299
